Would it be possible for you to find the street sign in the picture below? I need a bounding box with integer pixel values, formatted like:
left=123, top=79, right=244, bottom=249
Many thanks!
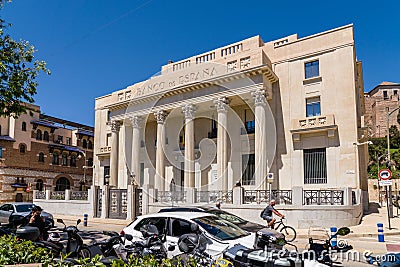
left=25, top=187, right=31, bottom=192
left=379, top=169, right=392, bottom=180
left=379, top=180, right=393, bottom=186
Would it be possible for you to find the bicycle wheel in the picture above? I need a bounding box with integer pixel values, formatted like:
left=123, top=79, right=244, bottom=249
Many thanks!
left=280, top=226, right=296, bottom=242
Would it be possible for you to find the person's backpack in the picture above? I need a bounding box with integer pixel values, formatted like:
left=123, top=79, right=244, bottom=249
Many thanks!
left=260, top=207, right=267, bottom=219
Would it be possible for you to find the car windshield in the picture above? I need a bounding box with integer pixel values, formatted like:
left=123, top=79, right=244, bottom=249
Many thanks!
left=207, top=210, right=247, bottom=225
left=15, top=204, right=34, bottom=212
left=193, top=216, right=249, bottom=241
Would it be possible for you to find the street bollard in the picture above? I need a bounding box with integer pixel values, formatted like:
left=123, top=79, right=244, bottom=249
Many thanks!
left=377, top=223, right=384, bottom=242
left=83, top=214, right=88, bottom=227
left=330, top=227, right=337, bottom=247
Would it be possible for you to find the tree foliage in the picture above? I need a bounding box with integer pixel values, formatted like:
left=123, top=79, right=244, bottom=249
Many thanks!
left=0, top=0, right=50, bottom=118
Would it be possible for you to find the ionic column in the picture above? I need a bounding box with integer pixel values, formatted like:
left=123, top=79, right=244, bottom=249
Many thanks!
left=182, top=104, right=196, bottom=188
left=130, top=116, right=143, bottom=186
left=154, top=110, right=168, bottom=191
left=251, top=89, right=268, bottom=189
left=109, top=120, right=121, bottom=187
left=214, top=97, right=230, bottom=191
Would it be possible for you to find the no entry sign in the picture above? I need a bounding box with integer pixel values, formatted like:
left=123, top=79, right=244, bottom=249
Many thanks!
left=379, top=169, right=392, bottom=180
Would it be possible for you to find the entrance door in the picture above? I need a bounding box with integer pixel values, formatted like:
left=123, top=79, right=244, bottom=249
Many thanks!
left=108, top=189, right=127, bottom=219
left=15, top=193, right=23, bottom=202
left=95, top=187, right=102, bottom=218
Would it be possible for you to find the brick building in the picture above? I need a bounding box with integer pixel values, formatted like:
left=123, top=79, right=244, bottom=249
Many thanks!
left=364, top=82, right=400, bottom=138
left=0, top=103, right=94, bottom=203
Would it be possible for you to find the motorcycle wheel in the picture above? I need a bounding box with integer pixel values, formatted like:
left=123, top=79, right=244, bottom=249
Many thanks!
left=79, top=247, right=91, bottom=259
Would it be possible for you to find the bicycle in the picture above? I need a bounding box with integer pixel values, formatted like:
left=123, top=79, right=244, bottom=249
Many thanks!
left=273, top=218, right=296, bottom=242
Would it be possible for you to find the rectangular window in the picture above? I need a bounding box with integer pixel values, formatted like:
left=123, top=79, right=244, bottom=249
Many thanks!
left=104, top=166, right=110, bottom=185
left=57, top=135, right=63, bottom=143
left=242, top=154, right=255, bottom=185
left=305, top=60, right=319, bottom=79
left=66, top=137, right=71, bottom=145
left=394, top=90, right=398, bottom=95
left=140, top=163, right=145, bottom=187
left=383, top=91, right=388, bottom=100
left=106, top=133, right=112, bottom=146
left=304, top=148, right=327, bottom=184
left=306, top=97, right=321, bottom=117
left=244, top=109, right=255, bottom=134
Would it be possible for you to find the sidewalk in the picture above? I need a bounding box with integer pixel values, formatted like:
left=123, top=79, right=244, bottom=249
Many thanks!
left=53, top=202, right=400, bottom=238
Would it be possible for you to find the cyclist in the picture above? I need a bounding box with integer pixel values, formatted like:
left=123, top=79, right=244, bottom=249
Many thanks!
left=261, top=199, right=285, bottom=229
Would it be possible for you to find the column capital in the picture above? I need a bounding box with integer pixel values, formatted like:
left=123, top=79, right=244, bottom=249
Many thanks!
left=251, top=89, right=268, bottom=106
left=109, top=120, right=122, bottom=133
left=214, top=97, right=231, bottom=113
left=182, top=104, right=197, bottom=120
left=129, top=115, right=144, bottom=129
left=154, top=110, right=168, bottom=124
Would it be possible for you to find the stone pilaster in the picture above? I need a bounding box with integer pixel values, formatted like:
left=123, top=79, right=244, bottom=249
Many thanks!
left=130, top=116, right=143, bottom=186
left=154, top=110, right=168, bottom=191
left=182, top=104, right=196, bottom=188
left=109, top=120, right=121, bottom=187
left=252, top=89, right=268, bottom=189
left=214, top=97, right=230, bottom=191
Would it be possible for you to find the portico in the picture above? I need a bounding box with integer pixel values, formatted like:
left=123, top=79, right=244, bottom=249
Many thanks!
left=93, top=26, right=368, bottom=227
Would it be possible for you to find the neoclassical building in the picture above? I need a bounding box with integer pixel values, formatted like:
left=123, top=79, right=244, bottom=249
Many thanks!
left=93, top=24, right=369, bottom=227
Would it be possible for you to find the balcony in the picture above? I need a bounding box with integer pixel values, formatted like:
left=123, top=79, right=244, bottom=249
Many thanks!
left=290, top=114, right=337, bottom=142
left=96, top=146, right=111, bottom=156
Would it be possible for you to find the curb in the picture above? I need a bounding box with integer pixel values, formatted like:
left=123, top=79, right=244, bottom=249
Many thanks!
left=294, top=231, right=400, bottom=239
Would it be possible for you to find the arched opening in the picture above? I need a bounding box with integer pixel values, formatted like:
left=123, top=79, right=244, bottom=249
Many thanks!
left=43, top=131, right=49, bottom=141
left=55, top=177, right=70, bottom=191
left=19, top=144, right=26, bottom=153
left=36, top=179, right=44, bottom=191
left=82, top=139, right=87, bottom=148
left=36, top=129, right=42, bottom=140
left=38, top=152, right=45, bottom=162
left=88, top=140, right=93, bottom=149
left=62, top=153, right=68, bottom=166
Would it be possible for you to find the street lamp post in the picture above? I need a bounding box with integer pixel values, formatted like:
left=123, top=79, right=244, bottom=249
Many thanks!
left=385, top=106, right=399, bottom=218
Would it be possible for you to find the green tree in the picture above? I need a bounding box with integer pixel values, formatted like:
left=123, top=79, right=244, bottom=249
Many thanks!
left=389, top=125, right=400, bottom=149
left=0, top=1, right=50, bottom=118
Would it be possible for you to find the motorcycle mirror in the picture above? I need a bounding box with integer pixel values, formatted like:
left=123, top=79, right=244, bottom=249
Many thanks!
left=76, top=219, right=81, bottom=225
left=57, top=218, right=64, bottom=224
left=125, top=234, right=133, bottom=241
left=190, top=223, right=199, bottom=233
left=168, top=245, right=176, bottom=251
left=336, top=227, right=350, bottom=236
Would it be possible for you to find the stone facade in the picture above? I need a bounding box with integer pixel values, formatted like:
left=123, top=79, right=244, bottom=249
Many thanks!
left=364, top=82, right=400, bottom=138
left=0, top=103, right=94, bottom=203
left=93, top=25, right=369, bottom=226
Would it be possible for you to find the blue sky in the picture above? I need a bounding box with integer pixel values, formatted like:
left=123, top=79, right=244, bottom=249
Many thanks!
left=2, top=0, right=399, bottom=126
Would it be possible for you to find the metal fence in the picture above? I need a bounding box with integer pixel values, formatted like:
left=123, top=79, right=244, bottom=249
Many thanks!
left=196, top=190, right=233, bottom=204
left=303, top=190, right=344, bottom=205
left=71, top=191, right=88, bottom=200
left=35, top=191, right=46, bottom=199
left=157, top=191, right=186, bottom=203
left=243, top=190, right=292, bottom=205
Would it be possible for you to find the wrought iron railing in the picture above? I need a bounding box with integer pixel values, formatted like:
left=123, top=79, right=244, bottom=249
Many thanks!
left=50, top=191, right=65, bottom=200
left=303, top=190, right=344, bottom=205
left=35, top=191, right=46, bottom=199
left=243, top=190, right=292, bottom=205
left=196, top=190, right=233, bottom=204
left=157, top=191, right=186, bottom=203
left=71, top=191, right=88, bottom=200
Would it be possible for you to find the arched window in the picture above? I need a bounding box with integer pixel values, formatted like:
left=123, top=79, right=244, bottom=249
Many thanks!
left=19, top=144, right=26, bottom=153
left=52, top=152, right=59, bottom=165
left=62, top=153, right=68, bottom=166
left=22, top=122, right=27, bottom=131
left=88, top=158, right=93, bottom=167
left=88, top=140, right=93, bottom=149
left=35, top=179, right=44, bottom=191
left=55, top=177, right=70, bottom=191
left=38, top=152, right=45, bottom=162
left=36, top=129, right=42, bottom=140
left=70, top=155, right=76, bottom=167
left=43, top=131, right=49, bottom=141
left=82, top=139, right=87, bottom=148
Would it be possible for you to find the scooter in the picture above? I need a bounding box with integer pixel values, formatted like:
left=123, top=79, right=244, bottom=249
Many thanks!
left=55, top=218, right=91, bottom=258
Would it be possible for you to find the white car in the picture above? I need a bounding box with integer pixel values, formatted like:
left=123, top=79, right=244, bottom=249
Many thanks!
left=121, top=211, right=255, bottom=258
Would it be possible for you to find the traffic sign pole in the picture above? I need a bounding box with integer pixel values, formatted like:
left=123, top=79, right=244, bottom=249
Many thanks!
left=386, top=186, right=391, bottom=230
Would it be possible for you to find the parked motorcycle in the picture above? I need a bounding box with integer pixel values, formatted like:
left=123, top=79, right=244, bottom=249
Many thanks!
left=305, top=226, right=352, bottom=266
left=175, top=223, right=233, bottom=267
left=56, top=218, right=91, bottom=258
